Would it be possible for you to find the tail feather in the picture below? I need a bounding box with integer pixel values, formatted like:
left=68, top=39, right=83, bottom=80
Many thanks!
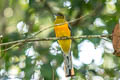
left=63, top=52, right=74, bottom=77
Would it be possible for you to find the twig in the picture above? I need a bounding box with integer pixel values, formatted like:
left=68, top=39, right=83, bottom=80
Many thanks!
left=2, top=43, right=20, bottom=51
left=68, top=14, right=88, bottom=24
left=30, top=26, right=53, bottom=38
left=0, top=14, right=89, bottom=51
left=29, top=13, right=89, bottom=38
left=101, top=37, right=111, bottom=42
left=0, top=34, right=112, bottom=46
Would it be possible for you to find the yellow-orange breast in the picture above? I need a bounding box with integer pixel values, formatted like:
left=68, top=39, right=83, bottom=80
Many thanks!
left=54, top=23, right=71, bottom=54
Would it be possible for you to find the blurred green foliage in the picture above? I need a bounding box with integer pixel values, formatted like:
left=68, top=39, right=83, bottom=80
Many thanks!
left=0, top=0, right=120, bottom=80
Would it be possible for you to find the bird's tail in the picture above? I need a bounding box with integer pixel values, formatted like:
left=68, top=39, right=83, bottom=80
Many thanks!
left=63, top=52, right=74, bottom=77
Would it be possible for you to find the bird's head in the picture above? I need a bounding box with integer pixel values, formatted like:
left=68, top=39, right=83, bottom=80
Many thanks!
left=55, top=13, right=65, bottom=19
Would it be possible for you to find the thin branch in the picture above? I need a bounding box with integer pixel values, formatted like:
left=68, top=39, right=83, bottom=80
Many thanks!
left=30, top=26, right=53, bottom=38
left=0, top=34, right=112, bottom=46
left=0, top=13, right=106, bottom=51
left=0, top=14, right=90, bottom=51
left=2, top=43, right=20, bottom=51
left=101, top=37, right=111, bottom=42
left=29, top=13, right=89, bottom=38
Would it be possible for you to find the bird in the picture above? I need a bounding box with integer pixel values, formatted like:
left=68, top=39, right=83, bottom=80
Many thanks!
left=54, top=13, right=74, bottom=77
